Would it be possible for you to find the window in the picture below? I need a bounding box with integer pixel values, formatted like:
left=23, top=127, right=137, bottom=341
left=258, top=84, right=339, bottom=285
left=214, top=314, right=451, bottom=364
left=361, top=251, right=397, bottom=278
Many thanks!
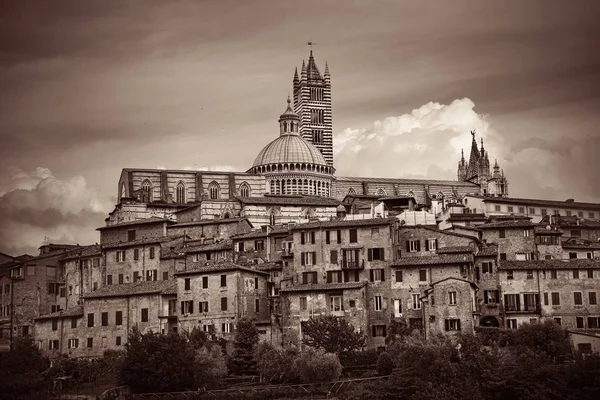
left=574, top=292, right=583, bottom=306
left=341, top=249, right=360, bottom=269
left=551, top=292, right=560, bottom=305
left=445, top=319, right=461, bottom=331
left=116, top=336, right=122, bottom=346
left=553, top=318, right=562, bottom=326
left=181, top=300, right=194, bottom=314
left=482, top=262, right=493, bottom=274
left=68, top=338, right=79, bottom=349
left=553, top=209, right=560, bottom=215
left=208, top=181, right=220, bottom=199
left=239, top=183, right=250, bottom=197
left=254, top=277, right=259, bottom=290
left=133, top=249, right=139, bottom=261
left=255, top=240, right=264, bottom=251
left=425, top=239, right=438, bottom=251
left=220, top=274, right=227, bottom=287
left=185, top=278, right=191, bottom=290
left=199, top=301, right=209, bottom=313
left=49, top=340, right=60, bottom=350
left=127, top=230, right=136, bottom=241
left=519, top=207, right=525, bottom=214
left=330, top=250, right=338, bottom=264
left=176, top=182, right=186, bottom=203
left=571, top=229, right=581, bottom=238
left=523, top=229, right=530, bottom=237
left=569, top=252, right=578, bottom=260
left=573, top=269, right=580, bottom=278
left=526, top=270, right=533, bottom=279
left=412, top=293, right=421, bottom=310
left=349, top=299, right=356, bottom=308
left=589, top=212, right=595, bottom=218
left=504, top=294, right=520, bottom=312
left=500, top=253, right=507, bottom=260
left=576, top=317, right=584, bottom=329
left=507, top=319, right=517, bottom=329
left=484, top=290, right=498, bottom=304
left=300, top=297, right=308, bottom=311
left=407, top=240, right=420, bottom=252
left=349, top=229, right=358, bottom=243
left=141, top=308, right=148, bottom=322
left=87, top=313, right=94, bottom=327
left=310, top=109, right=324, bottom=124
left=222, top=323, right=232, bottom=333
left=374, top=296, right=383, bottom=311
left=506, top=270, right=513, bottom=280
left=302, top=271, right=318, bottom=284
left=52, top=319, right=58, bottom=331
left=371, top=325, right=387, bottom=337
left=71, top=318, right=77, bottom=329
left=146, top=270, right=157, bottom=281
left=550, top=270, right=557, bottom=279
left=529, top=208, right=536, bottom=214
left=301, top=252, right=317, bottom=266
left=330, top=295, right=343, bottom=312
left=116, top=250, right=126, bottom=262
left=368, top=248, right=385, bottom=261
left=395, top=270, right=403, bottom=283
left=221, top=297, right=228, bottom=311
left=106, top=274, right=113, bottom=285
left=588, top=317, right=600, bottom=329
left=370, top=269, right=385, bottom=282
left=541, top=209, right=547, bottom=216
left=149, top=247, right=155, bottom=259
left=578, top=211, right=584, bottom=217
left=133, top=272, right=140, bottom=282
left=543, top=292, right=548, bottom=305
left=116, top=311, right=123, bottom=326
left=578, top=343, right=593, bottom=354
left=589, top=292, right=597, bottom=305
left=202, top=276, right=208, bottom=289
left=507, top=206, right=514, bottom=213
left=498, top=229, right=506, bottom=238
left=312, top=129, right=323, bottom=144
left=326, top=271, right=342, bottom=283
left=163, top=271, right=169, bottom=280
left=494, top=205, right=501, bottom=212
left=102, top=312, right=108, bottom=326
left=87, top=338, right=93, bottom=348
left=448, top=291, right=457, bottom=305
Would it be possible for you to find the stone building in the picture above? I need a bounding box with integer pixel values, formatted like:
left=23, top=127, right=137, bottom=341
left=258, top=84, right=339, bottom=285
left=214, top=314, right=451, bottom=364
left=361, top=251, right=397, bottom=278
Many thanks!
left=477, top=216, right=536, bottom=261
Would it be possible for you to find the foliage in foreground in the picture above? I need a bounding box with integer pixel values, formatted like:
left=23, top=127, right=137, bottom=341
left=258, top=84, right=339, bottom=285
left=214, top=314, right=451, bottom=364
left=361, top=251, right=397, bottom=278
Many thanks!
left=228, top=317, right=259, bottom=375
left=301, top=315, right=365, bottom=355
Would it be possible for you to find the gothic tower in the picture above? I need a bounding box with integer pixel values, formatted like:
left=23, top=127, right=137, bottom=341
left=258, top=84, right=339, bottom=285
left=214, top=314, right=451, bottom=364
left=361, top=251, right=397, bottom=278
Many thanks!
left=293, top=50, right=333, bottom=167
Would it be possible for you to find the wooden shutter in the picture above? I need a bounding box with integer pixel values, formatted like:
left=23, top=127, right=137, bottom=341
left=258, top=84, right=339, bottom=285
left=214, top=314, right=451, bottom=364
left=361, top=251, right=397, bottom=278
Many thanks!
left=381, top=249, right=385, bottom=260
left=457, top=319, right=461, bottom=331
left=312, top=252, right=317, bottom=264
left=435, top=239, right=438, bottom=250
left=330, top=250, right=338, bottom=264
left=371, top=325, right=376, bottom=337
left=302, top=273, right=308, bottom=284
left=445, top=320, right=449, bottom=331
left=327, top=272, right=332, bottom=283
left=337, top=230, right=342, bottom=244
left=369, top=269, right=374, bottom=282
left=189, top=301, right=194, bottom=314
left=381, top=269, right=386, bottom=281
left=416, top=240, right=421, bottom=251
left=326, top=231, right=330, bottom=244
left=301, top=252, right=305, bottom=266
left=425, top=240, right=429, bottom=251
left=301, top=233, right=305, bottom=245
left=368, top=249, right=373, bottom=261
left=406, top=240, right=411, bottom=252
left=181, top=301, right=184, bottom=315
left=396, top=270, right=403, bottom=282
left=311, top=232, right=315, bottom=244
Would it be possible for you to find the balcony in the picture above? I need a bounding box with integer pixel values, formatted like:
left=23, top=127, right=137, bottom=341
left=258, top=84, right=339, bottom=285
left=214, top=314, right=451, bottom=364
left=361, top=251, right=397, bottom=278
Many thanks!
left=504, top=304, right=541, bottom=314
left=341, top=260, right=364, bottom=270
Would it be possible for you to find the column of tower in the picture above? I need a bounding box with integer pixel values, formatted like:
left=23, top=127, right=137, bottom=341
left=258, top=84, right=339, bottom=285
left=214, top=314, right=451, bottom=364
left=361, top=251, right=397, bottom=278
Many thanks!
left=293, top=51, right=334, bottom=167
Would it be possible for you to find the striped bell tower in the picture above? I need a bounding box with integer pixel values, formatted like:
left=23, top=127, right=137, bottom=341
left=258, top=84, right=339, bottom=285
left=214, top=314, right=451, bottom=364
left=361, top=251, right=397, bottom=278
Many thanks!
left=293, top=48, right=333, bottom=167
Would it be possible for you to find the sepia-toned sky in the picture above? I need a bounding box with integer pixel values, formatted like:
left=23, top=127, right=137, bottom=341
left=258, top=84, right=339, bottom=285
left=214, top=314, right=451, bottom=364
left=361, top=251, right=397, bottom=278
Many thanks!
left=1, top=0, right=600, bottom=255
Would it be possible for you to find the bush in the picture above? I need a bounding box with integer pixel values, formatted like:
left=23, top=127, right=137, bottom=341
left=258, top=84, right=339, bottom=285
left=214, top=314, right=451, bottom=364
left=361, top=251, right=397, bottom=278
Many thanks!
left=339, top=349, right=378, bottom=367
left=293, top=348, right=342, bottom=383
left=376, top=352, right=394, bottom=376
left=194, top=345, right=227, bottom=389
left=254, top=342, right=300, bottom=383
left=301, top=315, right=365, bottom=355
left=228, top=318, right=259, bottom=375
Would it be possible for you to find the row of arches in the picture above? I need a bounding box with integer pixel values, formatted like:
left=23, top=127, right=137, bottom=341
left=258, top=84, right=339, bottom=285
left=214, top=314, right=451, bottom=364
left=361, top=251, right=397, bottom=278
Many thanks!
left=269, top=178, right=331, bottom=197
left=251, top=163, right=333, bottom=175
left=139, top=180, right=252, bottom=203
left=346, top=187, right=416, bottom=198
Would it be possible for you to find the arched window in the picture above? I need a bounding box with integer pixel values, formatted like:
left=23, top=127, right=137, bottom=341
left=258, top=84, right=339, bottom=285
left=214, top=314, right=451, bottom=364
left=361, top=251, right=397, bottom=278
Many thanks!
left=269, top=211, right=276, bottom=226
left=239, top=182, right=250, bottom=198
left=141, top=180, right=153, bottom=202
left=407, top=191, right=415, bottom=198
left=176, top=182, right=186, bottom=204
left=347, top=187, right=356, bottom=196
left=208, top=181, right=220, bottom=200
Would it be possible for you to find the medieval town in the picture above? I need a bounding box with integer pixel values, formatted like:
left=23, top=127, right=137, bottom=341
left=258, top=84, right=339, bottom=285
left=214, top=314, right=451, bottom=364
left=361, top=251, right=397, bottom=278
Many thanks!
left=1, top=2, right=600, bottom=399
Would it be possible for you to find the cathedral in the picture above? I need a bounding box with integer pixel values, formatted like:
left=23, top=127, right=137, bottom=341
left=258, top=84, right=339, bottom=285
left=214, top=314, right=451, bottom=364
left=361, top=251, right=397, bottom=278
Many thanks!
left=111, top=50, right=508, bottom=227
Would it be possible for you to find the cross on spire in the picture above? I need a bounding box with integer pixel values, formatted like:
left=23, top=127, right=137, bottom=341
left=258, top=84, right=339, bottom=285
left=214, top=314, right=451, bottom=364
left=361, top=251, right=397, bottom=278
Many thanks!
left=307, top=40, right=316, bottom=54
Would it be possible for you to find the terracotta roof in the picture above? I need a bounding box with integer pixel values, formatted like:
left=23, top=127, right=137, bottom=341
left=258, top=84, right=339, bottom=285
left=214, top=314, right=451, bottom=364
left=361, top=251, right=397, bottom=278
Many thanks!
left=280, top=281, right=367, bottom=293
left=254, top=262, right=284, bottom=271
left=83, top=280, right=176, bottom=299
left=336, top=176, right=478, bottom=187
left=447, top=213, right=487, bottom=222
left=235, top=195, right=341, bottom=207
left=430, top=277, right=478, bottom=290
left=476, top=244, right=498, bottom=257
left=35, top=306, right=84, bottom=321
left=498, top=259, right=600, bottom=271
left=392, top=253, right=474, bottom=267
left=102, top=236, right=176, bottom=249
left=169, top=218, right=250, bottom=228
left=437, top=246, right=474, bottom=254
left=446, top=225, right=481, bottom=232
left=477, top=220, right=535, bottom=229
left=414, top=225, right=481, bottom=243
left=174, top=262, right=269, bottom=276
left=540, top=215, right=600, bottom=228
left=468, top=195, right=600, bottom=211
left=97, top=217, right=174, bottom=231
left=291, top=217, right=398, bottom=230
left=184, top=240, right=232, bottom=253
left=561, top=239, right=600, bottom=250
left=60, top=244, right=102, bottom=261
left=534, top=226, right=564, bottom=236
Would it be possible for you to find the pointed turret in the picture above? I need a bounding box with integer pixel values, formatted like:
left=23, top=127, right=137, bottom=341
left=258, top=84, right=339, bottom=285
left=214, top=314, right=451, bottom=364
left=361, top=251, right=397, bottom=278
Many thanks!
left=466, top=130, right=480, bottom=180
left=324, top=62, right=330, bottom=82
left=293, top=67, right=299, bottom=85
left=457, top=149, right=467, bottom=180
left=279, top=96, right=300, bottom=136
left=301, top=60, right=307, bottom=80
left=306, top=51, right=323, bottom=81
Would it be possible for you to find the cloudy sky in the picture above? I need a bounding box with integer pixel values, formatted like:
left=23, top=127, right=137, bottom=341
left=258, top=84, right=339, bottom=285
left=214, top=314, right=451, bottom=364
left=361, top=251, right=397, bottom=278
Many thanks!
left=1, top=0, right=600, bottom=255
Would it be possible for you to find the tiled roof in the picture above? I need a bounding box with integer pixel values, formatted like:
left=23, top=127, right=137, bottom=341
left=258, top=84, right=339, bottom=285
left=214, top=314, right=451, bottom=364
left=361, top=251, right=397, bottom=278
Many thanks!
left=236, top=195, right=341, bottom=207
left=35, top=306, right=84, bottom=321
left=169, top=218, right=250, bottom=228
left=392, top=253, right=474, bottom=267
left=476, top=244, right=498, bottom=257
left=174, top=262, right=269, bottom=276
left=539, top=215, right=600, bottom=228
left=534, top=226, right=564, bottom=236
left=254, top=262, right=284, bottom=271
left=437, top=246, right=475, bottom=254
left=447, top=213, right=487, bottom=222
left=336, top=176, right=478, bottom=187
left=83, top=280, right=176, bottom=299
left=280, top=281, right=367, bottom=293
left=102, top=236, right=177, bottom=249
left=97, top=217, right=174, bottom=231
left=184, top=240, right=232, bottom=253
left=61, top=244, right=102, bottom=261
left=416, top=225, right=481, bottom=243
left=446, top=225, right=481, bottom=232
left=292, top=217, right=398, bottom=230
left=468, top=195, right=600, bottom=211
left=477, top=220, right=535, bottom=229
left=561, top=239, right=600, bottom=250
left=498, top=259, right=600, bottom=271
left=430, top=277, right=478, bottom=290
left=378, top=195, right=414, bottom=201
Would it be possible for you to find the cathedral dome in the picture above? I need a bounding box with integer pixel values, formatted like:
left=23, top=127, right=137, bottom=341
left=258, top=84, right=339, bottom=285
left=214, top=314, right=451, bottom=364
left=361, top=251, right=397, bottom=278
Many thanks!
left=252, top=133, right=327, bottom=168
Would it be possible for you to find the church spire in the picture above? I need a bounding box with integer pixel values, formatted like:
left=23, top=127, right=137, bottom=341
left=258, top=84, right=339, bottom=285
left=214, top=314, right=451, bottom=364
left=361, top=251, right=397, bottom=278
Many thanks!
left=466, top=130, right=480, bottom=179
left=293, top=67, right=299, bottom=84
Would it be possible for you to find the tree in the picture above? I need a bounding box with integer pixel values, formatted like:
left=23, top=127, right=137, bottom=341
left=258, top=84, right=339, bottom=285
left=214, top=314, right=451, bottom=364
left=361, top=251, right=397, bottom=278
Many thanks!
left=376, top=352, right=394, bottom=376
left=228, top=317, right=259, bottom=375
left=386, top=317, right=415, bottom=344
left=194, top=345, right=227, bottom=389
left=301, top=315, right=365, bottom=355
left=254, top=342, right=300, bottom=383
left=293, top=348, right=342, bottom=383
left=512, top=321, right=571, bottom=363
